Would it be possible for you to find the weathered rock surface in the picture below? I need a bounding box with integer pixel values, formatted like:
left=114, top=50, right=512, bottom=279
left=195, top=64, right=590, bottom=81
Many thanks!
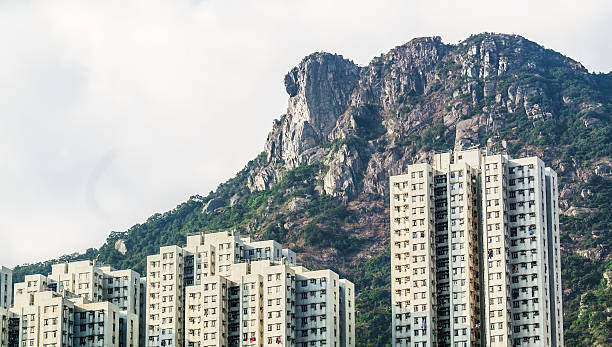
left=323, top=144, right=362, bottom=200
left=114, top=239, right=127, bottom=255
left=202, top=197, right=225, bottom=213
left=561, top=206, right=597, bottom=217
left=286, top=197, right=311, bottom=212
left=248, top=33, right=595, bottom=203
left=248, top=53, right=361, bottom=192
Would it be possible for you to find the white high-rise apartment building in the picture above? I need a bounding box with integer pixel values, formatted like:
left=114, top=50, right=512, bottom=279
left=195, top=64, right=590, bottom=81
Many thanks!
left=71, top=297, right=135, bottom=347
left=0, top=267, right=12, bottom=310
left=146, top=230, right=355, bottom=347
left=0, top=307, right=10, bottom=347
left=11, top=287, right=76, bottom=347
left=390, top=148, right=563, bottom=347
left=293, top=267, right=355, bottom=347
left=10, top=277, right=134, bottom=347
left=0, top=267, right=12, bottom=347
left=49, top=260, right=146, bottom=347
left=146, top=245, right=186, bottom=347
left=49, top=261, right=145, bottom=316
left=7, top=262, right=146, bottom=347
left=10, top=274, right=78, bottom=347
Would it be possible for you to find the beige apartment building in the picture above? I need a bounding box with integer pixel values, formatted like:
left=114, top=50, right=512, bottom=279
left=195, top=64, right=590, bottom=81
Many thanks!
left=0, top=306, right=10, bottom=347
left=71, top=297, right=138, bottom=347
left=0, top=267, right=12, bottom=311
left=185, top=275, right=229, bottom=347
left=48, top=260, right=147, bottom=347
left=293, top=267, right=355, bottom=347
left=11, top=278, right=77, bottom=347
left=6, top=261, right=145, bottom=347
left=390, top=148, right=563, bottom=347
left=9, top=281, right=132, bottom=347
left=49, top=261, right=145, bottom=318
left=73, top=299, right=119, bottom=347
left=0, top=267, right=12, bottom=347
left=146, top=230, right=355, bottom=347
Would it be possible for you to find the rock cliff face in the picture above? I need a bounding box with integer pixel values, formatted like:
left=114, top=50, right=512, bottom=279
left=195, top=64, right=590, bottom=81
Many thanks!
left=249, top=53, right=361, bottom=191
left=249, top=33, right=594, bottom=202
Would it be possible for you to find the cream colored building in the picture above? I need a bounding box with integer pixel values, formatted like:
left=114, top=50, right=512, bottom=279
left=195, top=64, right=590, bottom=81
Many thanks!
left=390, top=148, right=563, bottom=347
left=13, top=274, right=57, bottom=307
left=0, top=266, right=12, bottom=347
left=0, top=306, right=11, bottom=347
left=49, top=261, right=144, bottom=316
left=0, top=267, right=12, bottom=311
left=185, top=275, right=229, bottom=347
left=70, top=296, right=141, bottom=347
left=147, top=231, right=354, bottom=347
left=9, top=284, right=134, bottom=347
left=49, top=261, right=105, bottom=302
left=11, top=285, right=76, bottom=347
left=338, top=279, right=355, bottom=347
left=293, top=267, right=355, bottom=347
left=8, top=263, right=145, bottom=347
left=48, top=260, right=146, bottom=347
left=139, top=278, right=147, bottom=347
left=71, top=298, right=121, bottom=347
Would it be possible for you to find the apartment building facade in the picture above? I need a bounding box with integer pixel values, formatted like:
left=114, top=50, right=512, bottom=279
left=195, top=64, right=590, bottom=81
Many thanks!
left=11, top=285, right=76, bottom=347
left=0, top=307, right=10, bottom=347
left=390, top=148, right=563, bottom=347
left=71, top=298, right=136, bottom=347
left=0, top=267, right=12, bottom=347
left=0, top=267, right=12, bottom=311
left=185, top=275, right=229, bottom=346
left=293, top=267, right=355, bottom=347
left=6, top=262, right=145, bottom=347
left=49, top=260, right=147, bottom=346
left=146, top=230, right=355, bottom=347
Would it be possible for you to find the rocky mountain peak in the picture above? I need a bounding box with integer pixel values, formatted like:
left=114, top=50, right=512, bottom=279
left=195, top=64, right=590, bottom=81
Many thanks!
left=250, top=33, right=605, bottom=200
left=249, top=53, right=361, bottom=191
left=353, top=36, right=449, bottom=112
left=281, top=52, right=360, bottom=147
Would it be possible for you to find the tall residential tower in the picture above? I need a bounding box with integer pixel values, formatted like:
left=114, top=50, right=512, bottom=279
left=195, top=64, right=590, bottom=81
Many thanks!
left=146, top=230, right=355, bottom=347
left=390, top=148, right=563, bottom=347
left=8, top=261, right=145, bottom=347
left=0, top=267, right=13, bottom=347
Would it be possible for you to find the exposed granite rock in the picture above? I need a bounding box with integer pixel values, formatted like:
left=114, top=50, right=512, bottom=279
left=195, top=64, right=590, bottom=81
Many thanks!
left=575, top=247, right=604, bottom=260
left=286, top=197, right=311, bottom=212
left=249, top=53, right=361, bottom=191
left=267, top=54, right=360, bottom=165
left=202, top=197, right=225, bottom=213
left=248, top=165, right=280, bottom=191
left=114, top=239, right=127, bottom=255
left=604, top=271, right=612, bottom=289
left=595, top=161, right=612, bottom=176
left=323, top=144, right=362, bottom=200
left=354, top=37, right=448, bottom=110
left=561, top=206, right=597, bottom=217
left=246, top=33, right=600, bottom=215
left=455, top=116, right=483, bottom=149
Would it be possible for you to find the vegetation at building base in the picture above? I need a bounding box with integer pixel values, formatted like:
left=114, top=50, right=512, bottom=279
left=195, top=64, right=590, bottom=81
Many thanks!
left=351, top=249, right=391, bottom=347
left=559, top=175, right=612, bottom=346
left=562, top=257, right=612, bottom=346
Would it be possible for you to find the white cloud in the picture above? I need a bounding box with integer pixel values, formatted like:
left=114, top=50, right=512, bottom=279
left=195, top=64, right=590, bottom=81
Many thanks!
left=0, top=0, right=610, bottom=267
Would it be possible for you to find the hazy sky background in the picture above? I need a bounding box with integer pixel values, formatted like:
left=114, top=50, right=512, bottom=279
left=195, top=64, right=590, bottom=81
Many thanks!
left=1, top=0, right=611, bottom=267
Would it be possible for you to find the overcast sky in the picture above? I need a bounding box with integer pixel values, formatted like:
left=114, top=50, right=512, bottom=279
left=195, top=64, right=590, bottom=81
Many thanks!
left=1, top=0, right=610, bottom=268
